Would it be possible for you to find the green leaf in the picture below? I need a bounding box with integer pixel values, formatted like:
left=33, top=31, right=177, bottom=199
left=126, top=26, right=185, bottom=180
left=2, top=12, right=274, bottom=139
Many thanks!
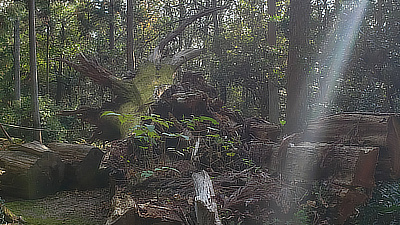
left=280, top=120, right=286, bottom=126
left=141, top=170, right=154, bottom=178
left=145, top=124, right=155, bottom=132
left=101, top=111, right=121, bottom=117
left=198, top=116, right=219, bottom=125
left=226, top=152, right=236, bottom=157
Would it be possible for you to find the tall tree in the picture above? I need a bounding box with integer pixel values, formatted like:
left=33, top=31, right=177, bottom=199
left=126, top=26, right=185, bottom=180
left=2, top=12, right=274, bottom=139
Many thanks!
left=126, top=0, right=135, bottom=72
left=14, top=15, right=21, bottom=107
left=285, top=0, right=311, bottom=133
left=29, top=0, right=42, bottom=142
left=267, top=0, right=279, bottom=124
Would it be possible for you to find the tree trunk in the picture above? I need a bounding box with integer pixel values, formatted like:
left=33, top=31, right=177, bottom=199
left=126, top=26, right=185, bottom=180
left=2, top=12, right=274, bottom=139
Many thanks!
left=14, top=16, right=21, bottom=108
left=109, top=0, right=115, bottom=50
left=285, top=0, right=310, bottom=133
left=0, top=142, right=65, bottom=199
left=267, top=0, right=279, bottom=124
left=126, top=0, right=135, bottom=72
left=275, top=141, right=378, bottom=223
left=29, top=0, right=42, bottom=143
left=192, top=170, right=222, bottom=225
left=46, top=0, right=51, bottom=95
left=47, top=143, right=107, bottom=189
left=56, top=21, right=65, bottom=104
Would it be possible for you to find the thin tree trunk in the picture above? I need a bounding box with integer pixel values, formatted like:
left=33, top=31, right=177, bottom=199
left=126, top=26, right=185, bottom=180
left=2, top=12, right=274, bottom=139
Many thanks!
left=268, top=0, right=279, bottom=124
left=212, top=0, right=226, bottom=103
left=14, top=17, right=21, bottom=108
left=29, top=0, right=42, bottom=143
left=56, top=21, right=64, bottom=104
left=109, top=0, right=115, bottom=50
left=46, top=22, right=50, bottom=95
left=126, top=0, right=135, bottom=72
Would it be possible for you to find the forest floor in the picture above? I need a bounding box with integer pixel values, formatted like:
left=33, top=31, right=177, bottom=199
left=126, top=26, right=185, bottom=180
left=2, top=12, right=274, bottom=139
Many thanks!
left=4, top=188, right=110, bottom=225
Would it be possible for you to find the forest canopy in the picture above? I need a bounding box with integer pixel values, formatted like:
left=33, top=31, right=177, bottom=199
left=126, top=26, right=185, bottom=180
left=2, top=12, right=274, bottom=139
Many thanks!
left=0, top=0, right=399, bottom=142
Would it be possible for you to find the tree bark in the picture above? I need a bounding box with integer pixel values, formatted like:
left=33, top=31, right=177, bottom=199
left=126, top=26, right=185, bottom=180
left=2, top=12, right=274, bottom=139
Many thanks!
left=29, top=0, right=42, bottom=143
left=56, top=21, right=65, bottom=104
left=285, top=0, right=310, bottom=133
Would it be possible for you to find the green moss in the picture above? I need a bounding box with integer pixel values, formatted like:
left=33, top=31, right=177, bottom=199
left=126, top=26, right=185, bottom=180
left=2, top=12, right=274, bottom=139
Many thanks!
left=5, top=201, right=98, bottom=225
left=134, top=62, right=176, bottom=105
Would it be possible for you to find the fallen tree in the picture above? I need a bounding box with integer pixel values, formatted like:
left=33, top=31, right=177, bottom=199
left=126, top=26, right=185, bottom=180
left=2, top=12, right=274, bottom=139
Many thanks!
left=0, top=141, right=65, bottom=199
left=57, top=6, right=229, bottom=143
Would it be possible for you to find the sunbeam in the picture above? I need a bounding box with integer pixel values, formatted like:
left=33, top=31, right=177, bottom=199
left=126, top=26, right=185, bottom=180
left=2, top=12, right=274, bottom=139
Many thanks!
left=310, top=0, right=369, bottom=119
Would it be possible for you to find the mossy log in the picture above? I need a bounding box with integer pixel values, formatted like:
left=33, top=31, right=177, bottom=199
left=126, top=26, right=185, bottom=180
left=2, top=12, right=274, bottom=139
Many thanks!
left=47, top=143, right=107, bottom=189
left=0, top=143, right=65, bottom=199
left=305, top=113, right=400, bottom=179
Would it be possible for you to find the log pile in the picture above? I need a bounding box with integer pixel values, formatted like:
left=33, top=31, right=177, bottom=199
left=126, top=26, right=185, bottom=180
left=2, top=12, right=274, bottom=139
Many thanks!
left=104, top=67, right=395, bottom=224
left=0, top=141, right=107, bottom=199
left=305, top=113, right=400, bottom=180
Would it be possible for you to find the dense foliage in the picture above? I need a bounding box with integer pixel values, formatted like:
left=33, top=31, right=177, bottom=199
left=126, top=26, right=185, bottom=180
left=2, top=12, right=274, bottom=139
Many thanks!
left=0, top=0, right=399, bottom=140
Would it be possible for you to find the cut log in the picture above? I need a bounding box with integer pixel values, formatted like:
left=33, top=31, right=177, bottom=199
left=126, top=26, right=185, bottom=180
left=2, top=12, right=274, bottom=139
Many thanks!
left=278, top=142, right=379, bottom=223
left=0, top=149, right=64, bottom=199
left=47, top=143, right=107, bottom=189
left=192, top=170, right=222, bottom=225
left=305, top=113, right=400, bottom=179
left=280, top=142, right=379, bottom=188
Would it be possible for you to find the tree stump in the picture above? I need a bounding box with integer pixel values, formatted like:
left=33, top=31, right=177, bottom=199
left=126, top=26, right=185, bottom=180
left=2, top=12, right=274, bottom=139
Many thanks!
left=0, top=142, right=65, bottom=199
left=47, top=143, right=107, bottom=189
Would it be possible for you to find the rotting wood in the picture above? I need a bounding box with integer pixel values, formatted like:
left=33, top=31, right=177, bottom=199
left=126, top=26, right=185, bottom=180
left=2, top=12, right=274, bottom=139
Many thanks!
left=0, top=150, right=65, bottom=199
left=305, top=113, right=400, bottom=179
left=47, top=142, right=107, bottom=189
left=105, top=185, right=183, bottom=225
left=192, top=170, right=222, bottom=225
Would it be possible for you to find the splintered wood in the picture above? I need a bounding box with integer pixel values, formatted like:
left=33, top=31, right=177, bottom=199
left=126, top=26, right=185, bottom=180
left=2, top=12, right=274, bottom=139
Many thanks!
left=192, top=170, right=222, bottom=225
